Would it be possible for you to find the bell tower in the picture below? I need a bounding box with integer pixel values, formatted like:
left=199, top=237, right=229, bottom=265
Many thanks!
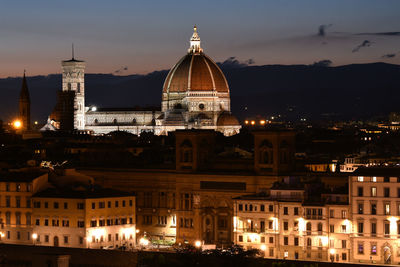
left=19, top=71, right=30, bottom=131
left=61, top=45, right=86, bottom=130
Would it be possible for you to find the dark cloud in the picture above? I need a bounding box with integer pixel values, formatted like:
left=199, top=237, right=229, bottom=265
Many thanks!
left=218, top=57, right=255, bottom=69
left=356, top=32, right=400, bottom=36
left=352, top=40, right=372, bottom=53
left=382, top=53, right=396, bottom=59
left=311, top=59, right=332, bottom=67
left=114, top=66, right=128, bottom=74
left=318, top=24, right=332, bottom=37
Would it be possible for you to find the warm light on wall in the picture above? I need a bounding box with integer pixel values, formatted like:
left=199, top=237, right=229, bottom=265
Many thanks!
left=260, top=244, right=267, bottom=251
left=88, top=228, right=106, bottom=241
left=388, top=217, right=398, bottom=235
left=297, top=218, right=305, bottom=233
left=139, top=237, right=149, bottom=246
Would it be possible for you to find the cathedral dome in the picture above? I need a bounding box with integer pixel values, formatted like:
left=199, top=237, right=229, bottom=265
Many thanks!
left=217, top=112, right=240, bottom=126
left=163, top=27, right=229, bottom=94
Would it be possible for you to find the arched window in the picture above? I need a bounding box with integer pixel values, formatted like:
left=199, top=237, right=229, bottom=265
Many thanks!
left=280, top=140, right=289, bottom=164
left=132, top=118, right=136, bottom=125
left=94, top=119, right=98, bottom=124
left=68, top=83, right=71, bottom=90
left=306, top=222, right=312, bottom=235
left=113, top=119, right=117, bottom=124
left=77, top=83, right=81, bottom=93
left=259, top=139, right=273, bottom=164
left=6, top=212, right=11, bottom=224
left=317, top=222, right=323, bottom=232
left=180, top=139, right=193, bottom=163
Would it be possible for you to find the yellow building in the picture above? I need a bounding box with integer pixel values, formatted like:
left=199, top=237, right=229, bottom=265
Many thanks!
left=0, top=170, right=48, bottom=245
left=32, top=187, right=136, bottom=249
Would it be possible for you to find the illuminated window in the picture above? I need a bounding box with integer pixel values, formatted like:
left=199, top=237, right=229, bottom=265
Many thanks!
left=371, top=187, right=377, bottom=197
left=358, top=243, right=364, bottom=254
left=371, top=244, right=377, bottom=255
left=372, top=176, right=377, bottom=182
left=385, top=203, right=390, bottom=215
left=341, top=210, right=347, bottom=219
left=357, top=176, right=364, bottom=182
left=358, top=203, right=364, bottom=214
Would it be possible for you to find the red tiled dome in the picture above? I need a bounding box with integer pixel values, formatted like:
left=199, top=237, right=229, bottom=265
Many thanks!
left=163, top=53, right=229, bottom=94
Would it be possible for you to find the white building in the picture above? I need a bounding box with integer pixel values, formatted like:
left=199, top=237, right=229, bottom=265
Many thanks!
left=50, top=27, right=241, bottom=136
left=349, top=168, right=400, bottom=265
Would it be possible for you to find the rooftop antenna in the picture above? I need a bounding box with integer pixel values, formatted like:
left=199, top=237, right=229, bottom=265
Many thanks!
left=72, top=43, right=75, bottom=60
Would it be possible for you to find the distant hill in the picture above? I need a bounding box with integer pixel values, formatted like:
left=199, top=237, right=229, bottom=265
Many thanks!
left=1, top=62, right=399, bottom=123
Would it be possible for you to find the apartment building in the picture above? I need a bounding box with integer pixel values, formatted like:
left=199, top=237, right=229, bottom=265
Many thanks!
left=234, top=179, right=350, bottom=263
left=32, top=187, right=136, bottom=249
left=0, top=170, right=48, bottom=245
left=350, top=168, right=400, bottom=265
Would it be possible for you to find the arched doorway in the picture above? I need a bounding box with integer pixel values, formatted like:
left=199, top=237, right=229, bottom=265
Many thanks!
left=54, top=236, right=59, bottom=247
left=383, top=246, right=392, bottom=264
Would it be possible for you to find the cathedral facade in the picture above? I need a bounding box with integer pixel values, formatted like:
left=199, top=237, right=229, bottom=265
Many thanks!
left=51, top=27, right=241, bottom=136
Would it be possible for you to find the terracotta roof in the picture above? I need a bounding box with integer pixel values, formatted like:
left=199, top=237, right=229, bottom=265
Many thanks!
left=163, top=54, right=229, bottom=93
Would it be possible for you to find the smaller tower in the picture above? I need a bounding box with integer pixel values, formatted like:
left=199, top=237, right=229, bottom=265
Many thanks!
left=19, top=71, right=31, bottom=131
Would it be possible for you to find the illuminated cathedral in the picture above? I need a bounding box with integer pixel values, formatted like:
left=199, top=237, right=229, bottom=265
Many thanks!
left=48, top=27, right=241, bottom=136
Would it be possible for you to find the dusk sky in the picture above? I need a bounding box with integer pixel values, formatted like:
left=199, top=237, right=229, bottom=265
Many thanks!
left=1, top=0, right=400, bottom=78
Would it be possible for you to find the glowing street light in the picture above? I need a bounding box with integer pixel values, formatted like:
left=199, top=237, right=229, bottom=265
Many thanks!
left=260, top=244, right=267, bottom=251
left=260, top=120, right=266, bottom=125
left=13, top=120, right=22, bottom=129
left=195, top=240, right=202, bottom=248
left=330, top=248, right=335, bottom=262
left=139, top=237, right=149, bottom=246
left=32, top=233, right=38, bottom=240
left=136, top=229, right=140, bottom=234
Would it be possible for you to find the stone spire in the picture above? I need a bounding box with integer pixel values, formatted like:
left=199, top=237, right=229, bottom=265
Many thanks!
left=19, top=70, right=31, bottom=130
left=188, top=25, right=203, bottom=54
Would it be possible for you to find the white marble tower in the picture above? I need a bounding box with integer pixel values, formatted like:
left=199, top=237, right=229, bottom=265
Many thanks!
left=61, top=46, right=86, bottom=130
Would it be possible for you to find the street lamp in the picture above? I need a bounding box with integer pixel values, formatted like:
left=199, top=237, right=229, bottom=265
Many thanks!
left=13, top=120, right=22, bottom=129
left=86, top=236, right=92, bottom=249
left=330, top=248, right=335, bottom=262
left=32, top=233, right=38, bottom=245
left=194, top=240, right=202, bottom=249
